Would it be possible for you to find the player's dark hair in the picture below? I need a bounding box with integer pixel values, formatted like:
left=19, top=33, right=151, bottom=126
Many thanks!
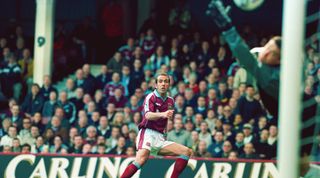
left=154, top=72, right=170, bottom=84
left=272, top=36, right=281, bottom=49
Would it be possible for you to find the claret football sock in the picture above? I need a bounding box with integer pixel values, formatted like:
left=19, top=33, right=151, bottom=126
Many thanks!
left=171, top=155, right=189, bottom=178
left=120, top=161, right=141, bottom=178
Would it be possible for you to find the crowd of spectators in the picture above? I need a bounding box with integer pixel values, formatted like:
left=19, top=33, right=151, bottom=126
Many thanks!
left=0, top=15, right=320, bottom=161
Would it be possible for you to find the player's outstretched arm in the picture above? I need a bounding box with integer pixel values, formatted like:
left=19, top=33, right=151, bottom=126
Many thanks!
left=206, top=0, right=232, bottom=31
left=207, top=0, right=259, bottom=77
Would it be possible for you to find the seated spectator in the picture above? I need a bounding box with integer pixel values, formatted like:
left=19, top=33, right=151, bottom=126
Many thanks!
left=232, top=114, right=243, bottom=133
left=195, top=114, right=205, bottom=132
left=21, top=143, right=31, bottom=154
left=121, top=124, right=130, bottom=140
left=0, top=47, right=10, bottom=65
left=222, top=120, right=235, bottom=142
left=127, top=129, right=137, bottom=148
left=205, top=110, right=216, bottom=132
left=32, top=112, right=45, bottom=134
left=57, top=91, right=77, bottom=125
left=83, top=126, right=97, bottom=146
left=178, top=44, right=193, bottom=66
left=104, top=103, right=116, bottom=122
left=131, top=46, right=146, bottom=64
left=89, top=111, right=100, bottom=126
left=19, top=118, right=32, bottom=142
left=235, top=85, right=264, bottom=124
left=228, top=151, right=239, bottom=160
left=206, top=88, right=220, bottom=110
left=184, top=119, right=195, bottom=132
left=1, top=53, right=22, bottom=101
left=183, top=106, right=195, bottom=123
left=119, top=37, right=135, bottom=62
left=168, top=58, right=182, bottom=84
left=186, top=72, right=199, bottom=95
left=239, top=142, right=259, bottom=159
left=4, top=104, right=24, bottom=129
left=268, top=125, right=278, bottom=158
left=74, top=69, right=86, bottom=91
left=97, top=116, right=111, bottom=138
left=217, top=82, right=232, bottom=105
left=43, top=128, right=55, bottom=145
left=2, top=145, right=12, bottom=153
left=85, top=101, right=96, bottom=119
left=94, top=90, right=106, bottom=113
left=68, top=135, right=83, bottom=154
left=0, top=126, right=21, bottom=147
left=67, top=127, right=79, bottom=147
left=107, top=52, right=127, bottom=74
left=140, top=29, right=158, bottom=58
left=208, top=131, right=224, bottom=158
left=103, top=72, right=125, bottom=99
left=167, top=117, right=191, bottom=147
left=31, top=136, right=47, bottom=153
left=107, top=136, right=127, bottom=155
left=253, top=116, right=268, bottom=137
left=106, top=126, right=121, bottom=152
left=75, top=113, right=89, bottom=138
left=125, top=146, right=136, bottom=157
left=40, top=75, right=58, bottom=101
left=48, top=116, right=68, bottom=142
left=128, top=112, right=141, bottom=133
left=221, top=105, right=235, bottom=124
left=174, top=94, right=185, bottom=115
left=96, top=135, right=106, bottom=146
left=133, top=88, right=145, bottom=106
left=95, top=65, right=111, bottom=90
left=82, top=64, right=96, bottom=96
left=195, top=41, right=212, bottom=74
left=221, top=140, right=233, bottom=158
left=228, top=97, right=238, bottom=112
left=52, top=107, right=70, bottom=129
left=112, top=112, right=125, bottom=127
left=199, top=121, right=212, bottom=147
left=0, top=118, right=12, bottom=137
left=21, top=83, right=44, bottom=117
left=254, top=129, right=272, bottom=159
left=107, top=88, right=127, bottom=111
left=96, top=143, right=107, bottom=155
left=42, top=91, right=58, bottom=118
left=61, top=78, right=76, bottom=99
left=184, top=88, right=197, bottom=108
left=126, top=95, right=142, bottom=114
left=131, top=59, right=144, bottom=88
left=12, top=138, right=21, bottom=153
left=82, top=143, right=93, bottom=154
left=243, top=123, right=257, bottom=144
left=194, top=96, right=207, bottom=117
left=194, top=140, right=212, bottom=158
left=18, top=48, right=33, bottom=90
left=49, top=135, right=68, bottom=153
left=70, top=87, right=85, bottom=112
left=190, top=130, right=200, bottom=152
left=1, top=98, right=18, bottom=117
left=149, top=46, right=169, bottom=73
left=234, top=132, right=245, bottom=155
left=167, top=119, right=174, bottom=132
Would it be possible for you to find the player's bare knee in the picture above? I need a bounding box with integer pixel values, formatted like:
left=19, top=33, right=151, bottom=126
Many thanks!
left=187, top=148, right=193, bottom=157
left=181, top=147, right=192, bottom=157
left=186, top=148, right=192, bottom=157
left=136, top=154, right=148, bottom=165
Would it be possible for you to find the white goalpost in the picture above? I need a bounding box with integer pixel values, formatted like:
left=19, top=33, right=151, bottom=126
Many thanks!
left=278, top=0, right=306, bottom=178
